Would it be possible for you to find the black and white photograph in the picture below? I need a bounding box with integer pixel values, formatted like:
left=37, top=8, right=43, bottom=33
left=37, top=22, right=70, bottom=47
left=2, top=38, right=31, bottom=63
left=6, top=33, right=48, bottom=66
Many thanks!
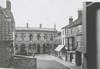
left=0, top=0, right=100, bottom=69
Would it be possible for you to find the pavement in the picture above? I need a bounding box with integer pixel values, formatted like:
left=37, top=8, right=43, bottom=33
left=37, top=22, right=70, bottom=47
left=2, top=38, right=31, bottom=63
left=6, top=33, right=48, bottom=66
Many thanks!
left=35, top=54, right=81, bottom=69
left=35, top=54, right=68, bottom=69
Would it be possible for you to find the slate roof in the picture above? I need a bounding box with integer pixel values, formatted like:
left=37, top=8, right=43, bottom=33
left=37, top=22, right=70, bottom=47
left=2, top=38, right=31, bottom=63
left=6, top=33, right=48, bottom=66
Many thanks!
left=62, top=17, right=82, bottom=29
left=62, top=10, right=82, bottom=29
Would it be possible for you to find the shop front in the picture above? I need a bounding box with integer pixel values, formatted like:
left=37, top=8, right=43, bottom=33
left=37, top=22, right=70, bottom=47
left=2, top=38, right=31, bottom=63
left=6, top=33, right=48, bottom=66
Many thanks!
left=55, top=45, right=66, bottom=60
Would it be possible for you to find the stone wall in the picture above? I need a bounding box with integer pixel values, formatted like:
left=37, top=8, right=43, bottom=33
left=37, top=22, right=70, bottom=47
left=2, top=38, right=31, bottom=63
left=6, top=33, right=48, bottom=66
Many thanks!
left=0, top=41, right=12, bottom=68
left=13, top=55, right=37, bottom=69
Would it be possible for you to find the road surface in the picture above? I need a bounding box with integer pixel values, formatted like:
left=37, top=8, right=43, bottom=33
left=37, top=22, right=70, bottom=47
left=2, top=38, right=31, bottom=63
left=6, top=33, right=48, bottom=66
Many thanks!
left=35, top=54, right=68, bottom=69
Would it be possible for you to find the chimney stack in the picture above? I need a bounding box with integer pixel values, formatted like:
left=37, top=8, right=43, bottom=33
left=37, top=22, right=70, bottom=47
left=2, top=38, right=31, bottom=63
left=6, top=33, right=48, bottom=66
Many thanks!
left=26, top=23, right=29, bottom=28
left=69, top=17, right=73, bottom=24
left=6, top=0, right=11, bottom=10
left=40, top=24, right=42, bottom=28
left=54, top=24, right=56, bottom=30
left=78, top=10, right=82, bottom=18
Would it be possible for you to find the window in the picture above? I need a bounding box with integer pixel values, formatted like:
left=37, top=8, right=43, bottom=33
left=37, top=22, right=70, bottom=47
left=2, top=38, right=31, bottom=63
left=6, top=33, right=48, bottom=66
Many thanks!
left=71, top=28, right=72, bottom=34
left=15, top=44, right=18, bottom=50
left=21, top=33, right=26, bottom=40
left=44, top=34, right=48, bottom=39
left=50, top=34, right=53, bottom=41
left=77, top=25, right=82, bottom=33
left=68, top=29, right=71, bottom=35
left=63, top=30, right=65, bottom=35
left=29, top=44, right=32, bottom=49
left=29, top=34, right=33, bottom=41
left=33, top=44, right=36, bottom=50
left=65, top=28, right=68, bottom=35
left=15, top=34, right=17, bottom=40
left=37, top=33, right=41, bottom=40
left=63, top=38, right=64, bottom=45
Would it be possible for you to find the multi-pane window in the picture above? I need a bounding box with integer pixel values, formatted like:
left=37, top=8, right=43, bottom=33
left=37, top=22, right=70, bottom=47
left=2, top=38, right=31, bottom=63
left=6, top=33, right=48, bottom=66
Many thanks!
left=29, top=34, right=33, bottom=41
left=68, top=37, right=76, bottom=50
left=44, top=34, right=48, bottom=40
left=63, top=38, right=64, bottom=45
left=50, top=34, right=53, bottom=41
left=37, top=33, right=41, bottom=40
left=21, top=33, right=26, bottom=40
left=77, top=25, right=82, bottom=33
left=15, top=44, right=18, bottom=50
left=33, top=44, right=36, bottom=50
left=68, top=29, right=71, bottom=35
left=77, top=36, right=82, bottom=48
left=63, top=30, right=65, bottom=35
left=29, top=44, right=32, bottom=49
left=72, top=27, right=76, bottom=35
left=15, top=34, right=17, bottom=40
left=71, top=28, right=72, bottom=34
left=69, top=38, right=72, bottom=50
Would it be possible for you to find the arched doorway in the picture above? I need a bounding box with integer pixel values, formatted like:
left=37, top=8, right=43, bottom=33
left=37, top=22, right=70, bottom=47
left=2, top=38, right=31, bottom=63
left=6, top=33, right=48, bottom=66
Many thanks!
left=43, top=44, right=46, bottom=53
left=32, top=44, right=36, bottom=54
left=47, top=44, right=51, bottom=54
left=28, top=44, right=33, bottom=56
left=20, top=44, right=27, bottom=55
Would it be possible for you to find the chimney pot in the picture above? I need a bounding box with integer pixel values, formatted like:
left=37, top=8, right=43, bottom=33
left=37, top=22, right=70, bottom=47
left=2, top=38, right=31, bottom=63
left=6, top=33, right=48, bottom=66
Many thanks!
left=54, top=24, right=56, bottom=30
left=69, top=17, right=73, bottom=24
left=78, top=10, right=82, bottom=18
left=6, top=0, right=11, bottom=10
left=40, top=24, right=42, bottom=28
left=26, top=23, right=29, bottom=28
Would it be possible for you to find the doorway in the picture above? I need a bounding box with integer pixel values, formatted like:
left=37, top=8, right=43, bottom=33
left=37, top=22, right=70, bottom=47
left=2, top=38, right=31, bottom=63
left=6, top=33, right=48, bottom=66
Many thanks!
left=37, top=44, right=40, bottom=54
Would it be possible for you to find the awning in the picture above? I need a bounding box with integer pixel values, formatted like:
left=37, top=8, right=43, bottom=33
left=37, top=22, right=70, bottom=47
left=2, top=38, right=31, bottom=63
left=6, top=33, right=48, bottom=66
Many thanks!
left=55, top=45, right=65, bottom=52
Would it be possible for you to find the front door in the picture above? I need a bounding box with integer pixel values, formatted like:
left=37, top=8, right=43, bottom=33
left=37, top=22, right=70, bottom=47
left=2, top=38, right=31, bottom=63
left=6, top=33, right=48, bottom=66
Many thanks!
left=76, top=51, right=82, bottom=66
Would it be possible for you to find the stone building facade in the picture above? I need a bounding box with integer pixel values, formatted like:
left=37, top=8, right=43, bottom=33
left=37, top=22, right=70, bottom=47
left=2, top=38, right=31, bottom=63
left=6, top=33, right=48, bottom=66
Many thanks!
left=0, top=0, right=15, bottom=67
left=15, top=24, right=58, bottom=56
left=62, top=10, right=85, bottom=66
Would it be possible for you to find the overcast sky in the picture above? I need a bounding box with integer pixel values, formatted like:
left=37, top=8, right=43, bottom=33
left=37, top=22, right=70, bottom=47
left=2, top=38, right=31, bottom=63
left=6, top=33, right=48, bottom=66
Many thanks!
left=10, top=0, right=100, bottom=31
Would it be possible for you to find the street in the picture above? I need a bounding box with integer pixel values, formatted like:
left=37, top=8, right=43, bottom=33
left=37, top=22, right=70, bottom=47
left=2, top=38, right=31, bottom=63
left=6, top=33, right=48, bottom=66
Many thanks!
left=35, top=54, right=68, bottom=69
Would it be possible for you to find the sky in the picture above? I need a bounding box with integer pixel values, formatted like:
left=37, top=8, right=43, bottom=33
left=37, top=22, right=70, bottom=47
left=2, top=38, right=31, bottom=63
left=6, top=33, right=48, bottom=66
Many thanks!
left=10, top=0, right=100, bottom=31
